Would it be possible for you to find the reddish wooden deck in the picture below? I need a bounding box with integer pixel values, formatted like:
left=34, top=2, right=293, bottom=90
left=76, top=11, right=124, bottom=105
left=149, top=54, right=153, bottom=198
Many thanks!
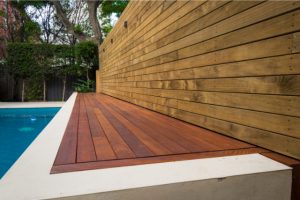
left=51, top=93, right=269, bottom=173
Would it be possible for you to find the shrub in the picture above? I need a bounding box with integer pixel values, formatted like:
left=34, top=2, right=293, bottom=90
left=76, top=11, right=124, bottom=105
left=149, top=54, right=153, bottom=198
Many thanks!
left=75, top=41, right=98, bottom=82
left=6, top=42, right=98, bottom=101
left=74, top=79, right=95, bottom=93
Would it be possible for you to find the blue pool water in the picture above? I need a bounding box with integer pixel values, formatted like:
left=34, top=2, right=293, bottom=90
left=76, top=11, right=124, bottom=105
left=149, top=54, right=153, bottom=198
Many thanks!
left=0, top=107, right=60, bottom=178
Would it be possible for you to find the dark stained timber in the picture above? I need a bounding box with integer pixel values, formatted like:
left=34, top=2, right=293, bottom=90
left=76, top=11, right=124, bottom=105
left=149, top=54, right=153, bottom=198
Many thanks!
left=52, top=94, right=299, bottom=175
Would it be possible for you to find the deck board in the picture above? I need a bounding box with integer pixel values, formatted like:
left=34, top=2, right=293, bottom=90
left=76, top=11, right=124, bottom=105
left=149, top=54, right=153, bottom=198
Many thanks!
left=52, top=93, right=281, bottom=173
left=52, top=147, right=267, bottom=174
left=95, top=96, right=171, bottom=155
left=109, top=103, right=191, bottom=154
left=84, top=95, right=116, bottom=160
left=53, top=96, right=80, bottom=165
left=94, top=108, right=135, bottom=159
left=95, top=97, right=154, bottom=157
left=77, top=94, right=97, bottom=163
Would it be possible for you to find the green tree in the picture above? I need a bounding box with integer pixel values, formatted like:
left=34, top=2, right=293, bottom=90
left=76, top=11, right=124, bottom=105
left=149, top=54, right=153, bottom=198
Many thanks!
left=52, top=45, right=78, bottom=101
left=101, top=0, right=128, bottom=18
left=9, top=1, right=43, bottom=42
left=34, top=44, right=54, bottom=101
left=75, top=41, right=98, bottom=82
left=100, top=0, right=128, bottom=36
left=50, top=0, right=128, bottom=44
left=100, top=15, right=112, bottom=37
left=6, top=43, right=38, bottom=101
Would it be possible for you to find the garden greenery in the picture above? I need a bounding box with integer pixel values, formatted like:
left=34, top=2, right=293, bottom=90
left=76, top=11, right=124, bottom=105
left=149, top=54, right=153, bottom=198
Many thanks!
left=75, top=41, right=98, bottom=81
left=6, top=42, right=98, bottom=101
left=74, top=79, right=95, bottom=93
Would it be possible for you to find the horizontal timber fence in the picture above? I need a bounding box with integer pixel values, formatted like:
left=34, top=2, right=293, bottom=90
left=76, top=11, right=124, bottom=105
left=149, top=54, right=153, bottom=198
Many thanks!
left=97, top=1, right=300, bottom=160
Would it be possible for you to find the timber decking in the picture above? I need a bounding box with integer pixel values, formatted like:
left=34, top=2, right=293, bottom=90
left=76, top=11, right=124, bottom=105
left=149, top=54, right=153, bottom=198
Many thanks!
left=52, top=93, right=270, bottom=174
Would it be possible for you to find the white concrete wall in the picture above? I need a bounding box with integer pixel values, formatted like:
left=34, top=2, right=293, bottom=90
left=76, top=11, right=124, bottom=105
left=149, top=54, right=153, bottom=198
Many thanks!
left=54, top=170, right=291, bottom=200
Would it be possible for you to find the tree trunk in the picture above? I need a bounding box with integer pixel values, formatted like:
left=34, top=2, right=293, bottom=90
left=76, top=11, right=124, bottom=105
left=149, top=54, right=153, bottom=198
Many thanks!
left=86, top=0, right=103, bottom=43
left=11, top=77, right=15, bottom=101
left=50, top=0, right=102, bottom=44
left=86, top=70, right=90, bottom=81
left=62, top=78, right=66, bottom=101
left=21, top=79, right=25, bottom=102
left=50, top=0, right=87, bottom=42
left=43, top=79, right=46, bottom=101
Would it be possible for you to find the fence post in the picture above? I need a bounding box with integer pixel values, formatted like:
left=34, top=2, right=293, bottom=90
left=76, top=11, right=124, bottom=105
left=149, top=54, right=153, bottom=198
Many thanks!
left=96, top=70, right=101, bottom=93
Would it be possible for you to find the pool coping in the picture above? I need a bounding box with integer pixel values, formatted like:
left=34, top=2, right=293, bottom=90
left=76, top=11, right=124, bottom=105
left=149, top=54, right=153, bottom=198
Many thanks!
left=0, top=101, right=65, bottom=108
left=0, top=92, right=292, bottom=200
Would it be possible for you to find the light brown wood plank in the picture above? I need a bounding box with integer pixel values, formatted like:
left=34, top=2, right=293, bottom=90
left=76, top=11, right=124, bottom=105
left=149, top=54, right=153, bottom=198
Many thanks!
left=103, top=82, right=300, bottom=118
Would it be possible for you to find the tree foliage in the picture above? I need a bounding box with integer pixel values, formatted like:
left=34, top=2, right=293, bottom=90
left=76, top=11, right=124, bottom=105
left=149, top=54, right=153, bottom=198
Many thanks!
left=6, top=43, right=79, bottom=76
left=75, top=41, right=98, bottom=89
left=75, top=41, right=98, bottom=70
left=3, top=0, right=129, bottom=45
left=6, top=43, right=41, bottom=101
left=6, top=42, right=95, bottom=101
left=6, top=41, right=98, bottom=99
left=8, top=1, right=43, bottom=42
left=101, top=0, right=128, bottom=18
left=50, top=0, right=129, bottom=43
left=1, top=0, right=129, bottom=101
left=6, top=43, right=38, bottom=80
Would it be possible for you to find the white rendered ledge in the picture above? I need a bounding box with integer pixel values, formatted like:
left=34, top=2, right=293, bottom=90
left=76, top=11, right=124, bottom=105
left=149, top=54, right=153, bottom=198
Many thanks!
left=0, top=101, right=65, bottom=108
left=0, top=92, right=292, bottom=200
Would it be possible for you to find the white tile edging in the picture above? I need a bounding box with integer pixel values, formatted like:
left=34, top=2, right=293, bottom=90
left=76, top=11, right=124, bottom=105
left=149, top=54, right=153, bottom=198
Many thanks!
left=0, top=102, right=65, bottom=108
left=0, top=92, right=292, bottom=200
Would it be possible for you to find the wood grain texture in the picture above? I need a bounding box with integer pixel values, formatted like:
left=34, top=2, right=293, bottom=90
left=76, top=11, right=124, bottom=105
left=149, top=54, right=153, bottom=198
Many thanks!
left=97, top=1, right=300, bottom=160
left=53, top=96, right=80, bottom=165
left=77, top=94, right=97, bottom=163
left=84, top=94, right=116, bottom=160
left=52, top=94, right=300, bottom=200
left=52, top=93, right=267, bottom=172
left=52, top=147, right=267, bottom=174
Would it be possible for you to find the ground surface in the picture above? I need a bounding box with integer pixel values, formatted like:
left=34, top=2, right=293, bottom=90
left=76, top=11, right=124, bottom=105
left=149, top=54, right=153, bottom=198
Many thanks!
left=52, top=93, right=271, bottom=173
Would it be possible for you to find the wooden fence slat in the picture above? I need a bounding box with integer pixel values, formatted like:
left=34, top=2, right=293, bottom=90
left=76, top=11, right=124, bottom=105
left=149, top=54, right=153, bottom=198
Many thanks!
left=98, top=1, right=300, bottom=160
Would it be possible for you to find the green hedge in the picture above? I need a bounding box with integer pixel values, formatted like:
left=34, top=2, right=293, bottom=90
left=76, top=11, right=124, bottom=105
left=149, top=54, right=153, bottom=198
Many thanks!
left=6, top=42, right=98, bottom=101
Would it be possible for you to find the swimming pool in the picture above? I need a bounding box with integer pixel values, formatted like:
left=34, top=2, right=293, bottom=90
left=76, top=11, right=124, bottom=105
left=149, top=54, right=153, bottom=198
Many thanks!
left=0, top=107, right=60, bottom=178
